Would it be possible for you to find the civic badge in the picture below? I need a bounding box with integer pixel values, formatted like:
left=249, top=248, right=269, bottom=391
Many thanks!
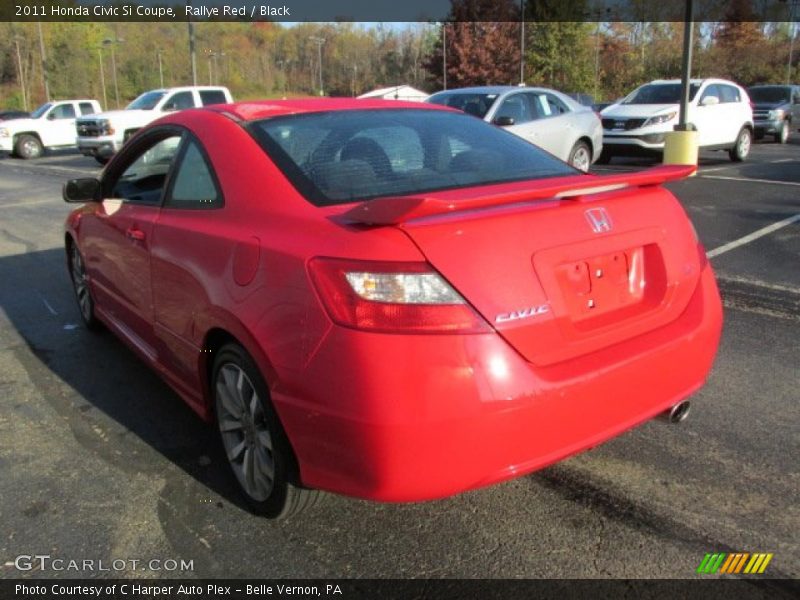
left=585, top=207, right=613, bottom=233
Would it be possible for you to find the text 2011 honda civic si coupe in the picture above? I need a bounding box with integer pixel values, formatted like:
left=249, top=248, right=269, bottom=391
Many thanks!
left=63, top=99, right=722, bottom=518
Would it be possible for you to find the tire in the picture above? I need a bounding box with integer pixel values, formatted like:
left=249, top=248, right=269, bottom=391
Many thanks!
left=94, top=155, right=110, bottom=166
left=728, top=127, right=751, bottom=162
left=68, top=242, right=100, bottom=330
left=14, top=134, right=43, bottom=159
left=774, top=121, right=789, bottom=144
left=568, top=140, right=592, bottom=172
left=212, top=343, right=320, bottom=518
left=595, top=148, right=613, bottom=165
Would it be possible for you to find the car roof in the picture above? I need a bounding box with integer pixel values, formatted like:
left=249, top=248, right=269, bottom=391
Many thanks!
left=206, top=98, right=452, bottom=122
left=430, top=86, right=560, bottom=96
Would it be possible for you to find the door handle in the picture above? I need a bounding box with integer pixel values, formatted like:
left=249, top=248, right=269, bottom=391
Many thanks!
left=126, top=227, right=146, bottom=241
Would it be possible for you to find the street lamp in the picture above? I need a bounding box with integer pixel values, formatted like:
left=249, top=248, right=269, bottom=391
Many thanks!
left=103, top=37, right=124, bottom=109
left=308, top=36, right=325, bottom=96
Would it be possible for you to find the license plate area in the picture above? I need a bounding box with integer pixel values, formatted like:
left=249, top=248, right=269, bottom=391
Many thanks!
left=554, top=245, right=666, bottom=328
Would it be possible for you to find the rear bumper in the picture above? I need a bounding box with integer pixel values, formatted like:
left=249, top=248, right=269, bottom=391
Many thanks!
left=274, top=265, right=723, bottom=502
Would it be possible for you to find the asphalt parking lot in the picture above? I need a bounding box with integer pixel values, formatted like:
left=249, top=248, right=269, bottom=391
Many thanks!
left=0, top=138, right=798, bottom=581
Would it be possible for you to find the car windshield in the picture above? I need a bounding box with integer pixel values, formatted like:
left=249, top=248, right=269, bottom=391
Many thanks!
left=426, top=93, right=498, bottom=119
left=126, top=91, right=166, bottom=110
left=30, top=103, right=53, bottom=119
left=623, top=83, right=700, bottom=104
left=249, top=109, right=576, bottom=206
left=747, top=87, right=791, bottom=104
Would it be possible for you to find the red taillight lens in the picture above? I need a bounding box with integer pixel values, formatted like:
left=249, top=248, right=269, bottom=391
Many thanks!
left=308, top=257, right=491, bottom=334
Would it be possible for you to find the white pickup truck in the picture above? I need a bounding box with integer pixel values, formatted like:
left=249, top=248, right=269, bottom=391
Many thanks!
left=0, top=99, right=102, bottom=159
left=76, top=86, right=233, bottom=164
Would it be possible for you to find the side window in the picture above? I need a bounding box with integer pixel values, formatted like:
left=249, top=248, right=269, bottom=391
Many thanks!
left=49, top=104, right=76, bottom=119
left=199, top=90, right=227, bottom=106
left=110, top=135, right=182, bottom=204
left=162, top=92, right=195, bottom=112
left=719, top=85, right=740, bottom=103
left=793, top=88, right=800, bottom=105
left=700, top=84, right=721, bottom=103
left=495, top=94, right=533, bottom=125
left=544, top=94, right=570, bottom=115
left=165, top=139, right=222, bottom=209
left=79, top=102, right=97, bottom=116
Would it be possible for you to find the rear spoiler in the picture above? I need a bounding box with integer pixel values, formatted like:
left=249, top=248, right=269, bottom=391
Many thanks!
left=341, top=164, right=696, bottom=225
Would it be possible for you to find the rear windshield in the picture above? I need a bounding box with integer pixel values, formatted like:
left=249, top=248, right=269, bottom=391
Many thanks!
left=127, top=91, right=166, bottom=110
left=426, top=93, right=498, bottom=118
left=747, top=87, right=791, bottom=104
left=248, top=109, right=576, bottom=206
left=623, top=83, right=700, bottom=104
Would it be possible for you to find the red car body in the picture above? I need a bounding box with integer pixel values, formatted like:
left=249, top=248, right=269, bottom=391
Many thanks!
left=65, top=99, right=722, bottom=503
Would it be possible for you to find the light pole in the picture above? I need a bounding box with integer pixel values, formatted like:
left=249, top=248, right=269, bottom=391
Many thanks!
left=187, top=1, right=197, bottom=85
left=309, top=36, right=325, bottom=95
left=13, top=37, right=28, bottom=111
left=157, top=50, right=164, bottom=88
left=787, top=0, right=798, bottom=84
left=519, top=0, right=525, bottom=85
left=442, top=24, right=447, bottom=90
left=37, top=22, right=50, bottom=102
left=103, top=38, right=124, bottom=109
left=98, top=47, right=107, bottom=109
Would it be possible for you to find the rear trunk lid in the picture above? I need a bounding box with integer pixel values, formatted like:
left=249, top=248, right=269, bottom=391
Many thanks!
left=341, top=166, right=703, bottom=366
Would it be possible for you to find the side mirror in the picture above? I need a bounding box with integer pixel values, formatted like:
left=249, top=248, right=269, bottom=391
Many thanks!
left=63, top=178, right=102, bottom=203
left=493, top=116, right=515, bottom=127
left=47, top=112, right=57, bottom=120
left=162, top=104, right=177, bottom=112
left=700, top=95, right=719, bottom=107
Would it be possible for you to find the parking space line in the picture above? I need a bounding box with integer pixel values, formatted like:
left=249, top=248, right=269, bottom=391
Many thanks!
left=1, top=199, right=55, bottom=209
left=699, top=174, right=800, bottom=187
left=706, top=213, right=800, bottom=258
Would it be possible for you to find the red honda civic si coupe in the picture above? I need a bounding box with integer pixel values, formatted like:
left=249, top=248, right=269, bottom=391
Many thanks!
left=63, top=99, right=722, bottom=518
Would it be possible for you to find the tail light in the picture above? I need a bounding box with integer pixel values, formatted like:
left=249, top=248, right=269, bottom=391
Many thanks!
left=308, top=257, right=491, bottom=334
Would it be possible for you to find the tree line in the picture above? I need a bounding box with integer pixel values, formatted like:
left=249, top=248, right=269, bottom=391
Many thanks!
left=1, top=13, right=796, bottom=111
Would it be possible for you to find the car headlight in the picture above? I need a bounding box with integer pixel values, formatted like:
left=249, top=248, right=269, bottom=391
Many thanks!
left=768, top=109, right=785, bottom=120
left=643, top=111, right=677, bottom=127
left=0, top=128, right=9, bottom=138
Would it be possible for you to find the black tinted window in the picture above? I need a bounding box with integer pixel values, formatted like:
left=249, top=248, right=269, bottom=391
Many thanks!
left=199, top=90, right=227, bottom=106
left=249, top=109, right=576, bottom=206
left=624, top=83, right=700, bottom=104
left=719, top=85, right=740, bottom=103
left=166, top=139, right=221, bottom=208
left=163, top=92, right=195, bottom=111
left=50, top=104, right=76, bottom=119
left=747, top=87, right=791, bottom=104
left=495, top=95, right=533, bottom=124
left=427, top=93, right=498, bottom=118
left=111, top=136, right=182, bottom=204
left=79, top=102, right=97, bottom=116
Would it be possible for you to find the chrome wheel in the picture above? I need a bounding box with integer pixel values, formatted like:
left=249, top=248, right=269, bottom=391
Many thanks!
left=15, top=134, right=43, bottom=159
left=776, top=121, right=789, bottom=144
left=570, top=144, right=592, bottom=172
left=215, top=363, right=275, bottom=502
left=730, top=128, right=751, bottom=162
left=70, top=245, right=94, bottom=324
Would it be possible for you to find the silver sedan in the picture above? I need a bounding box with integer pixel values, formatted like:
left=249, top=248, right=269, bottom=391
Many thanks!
left=427, top=86, right=603, bottom=172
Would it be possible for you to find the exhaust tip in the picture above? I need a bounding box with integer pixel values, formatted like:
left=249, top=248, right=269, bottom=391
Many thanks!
left=660, top=401, right=691, bottom=424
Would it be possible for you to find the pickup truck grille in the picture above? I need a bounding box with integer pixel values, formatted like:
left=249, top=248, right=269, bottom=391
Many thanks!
left=602, top=118, right=647, bottom=130
left=752, top=111, right=770, bottom=120
left=76, top=121, right=106, bottom=137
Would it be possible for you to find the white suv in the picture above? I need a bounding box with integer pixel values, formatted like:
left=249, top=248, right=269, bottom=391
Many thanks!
left=599, top=78, right=754, bottom=162
left=0, top=99, right=102, bottom=159
left=76, top=86, right=232, bottom=164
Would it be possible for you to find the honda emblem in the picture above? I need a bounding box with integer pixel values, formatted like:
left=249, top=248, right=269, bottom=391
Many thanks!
left=585, top=207, right=613, bottom=233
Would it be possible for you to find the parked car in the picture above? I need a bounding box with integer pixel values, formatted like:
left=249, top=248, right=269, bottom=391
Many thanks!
left=76, top=86, right=233, bottom=164
left=747, top=84, right=800, bottom=143
left=63, top=99, right=722, bottom=518
left=0, top=100, right=101, bottom=159
left=599, top=78, right=754, bottom=162
left=427, top=86, right=603, bottom=172
left=0, top=110, right=29, bottom=121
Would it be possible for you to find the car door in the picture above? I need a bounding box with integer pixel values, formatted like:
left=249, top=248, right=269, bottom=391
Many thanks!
left=694, top=84, right=727, bottom=146
left=527, top=92, right=575, bottom=161
left=79, top=130, right=183, bottom=358
left=718, top=84, right=747, bottom=144
left=490, top=92, right=537, bottom=144
left=792, top=87, right=800, bottom=124
left=149, top=135, right=225, bottom=396
left=42, top=102, right=78, bottom=146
